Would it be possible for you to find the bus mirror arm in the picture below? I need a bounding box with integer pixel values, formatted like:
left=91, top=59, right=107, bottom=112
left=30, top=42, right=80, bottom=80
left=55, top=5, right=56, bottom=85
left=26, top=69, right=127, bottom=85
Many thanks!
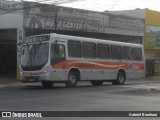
left=17, top=42, right=22, bottom=46
left=54, top=40, right=58, bottom=43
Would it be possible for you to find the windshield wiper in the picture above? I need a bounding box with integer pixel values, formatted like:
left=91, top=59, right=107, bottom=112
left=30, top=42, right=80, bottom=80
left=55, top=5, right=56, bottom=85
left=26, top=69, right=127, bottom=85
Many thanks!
left=32, top=42, right=42, bottom=66
left=26, top=43, right=42, bottom=70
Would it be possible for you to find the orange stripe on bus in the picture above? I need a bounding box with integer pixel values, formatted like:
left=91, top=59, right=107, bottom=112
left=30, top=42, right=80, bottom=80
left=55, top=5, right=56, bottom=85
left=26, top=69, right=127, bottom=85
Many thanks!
left=52, top=60, right=145, bottom=71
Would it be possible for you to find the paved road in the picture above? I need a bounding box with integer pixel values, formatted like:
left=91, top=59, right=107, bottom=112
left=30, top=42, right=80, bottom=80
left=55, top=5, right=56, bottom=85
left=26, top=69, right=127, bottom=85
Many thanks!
left=0, top=79, right=160, bottom=119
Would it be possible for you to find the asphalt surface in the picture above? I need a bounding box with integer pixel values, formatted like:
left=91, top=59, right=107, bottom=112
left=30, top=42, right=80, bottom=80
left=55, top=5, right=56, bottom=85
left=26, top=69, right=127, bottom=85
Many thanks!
left=1, top=78, right=160, bottom=111
left=0, top=75, right=160, bottom=120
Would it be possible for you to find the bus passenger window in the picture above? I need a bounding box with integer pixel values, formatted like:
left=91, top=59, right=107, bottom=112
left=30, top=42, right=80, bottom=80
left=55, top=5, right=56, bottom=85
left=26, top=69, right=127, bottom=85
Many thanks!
left=51, top=44, right=65, bottom=65
left=68, top=40, right=82, bottom=58
left=133, top=48, right=142, bottom=61
left=111, top=45, right=122, bottom=60
left=123, top=47, right=133, bottom=60
left=82, top=42, right=97, bottom=58
left=97, top=44, right=110, bottom=59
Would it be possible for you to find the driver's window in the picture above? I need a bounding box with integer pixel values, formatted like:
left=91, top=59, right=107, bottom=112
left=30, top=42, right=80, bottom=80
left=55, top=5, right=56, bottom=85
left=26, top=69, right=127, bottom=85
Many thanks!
left=51, top=44, right=66, bottom=65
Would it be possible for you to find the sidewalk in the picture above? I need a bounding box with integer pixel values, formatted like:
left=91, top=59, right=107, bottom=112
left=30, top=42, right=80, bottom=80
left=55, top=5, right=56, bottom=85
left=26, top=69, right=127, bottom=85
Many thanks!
left=145, top=75, right=160, bottom=80
left=0, top=73, right=19, bottom=87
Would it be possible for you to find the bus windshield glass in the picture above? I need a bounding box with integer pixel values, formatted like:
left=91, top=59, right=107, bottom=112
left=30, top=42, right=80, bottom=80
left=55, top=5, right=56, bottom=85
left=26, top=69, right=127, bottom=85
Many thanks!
left=21, top=42, right=49, bottom=71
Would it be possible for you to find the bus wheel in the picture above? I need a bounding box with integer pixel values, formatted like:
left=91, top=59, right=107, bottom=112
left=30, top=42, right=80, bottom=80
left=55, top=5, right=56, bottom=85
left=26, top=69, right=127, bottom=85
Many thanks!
left=90, top=81, right=103, bottom=86
left=41, top=81, right=54, bottom=88
left=112, top=71, right=126, bottom=85
left=65, top=72, right=78, bottom=88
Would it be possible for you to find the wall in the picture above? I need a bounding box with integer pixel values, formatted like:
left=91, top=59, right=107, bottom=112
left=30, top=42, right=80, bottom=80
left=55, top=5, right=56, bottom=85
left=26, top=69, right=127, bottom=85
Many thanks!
left=0, top=1, right=23, bottom=29
left=105, top=9, right=146, bottom=19
left=145, top=9, right=160, bottom=76
left=0, top=13, right=23, bottom=29
left=23, top=2, right=144, bottom=37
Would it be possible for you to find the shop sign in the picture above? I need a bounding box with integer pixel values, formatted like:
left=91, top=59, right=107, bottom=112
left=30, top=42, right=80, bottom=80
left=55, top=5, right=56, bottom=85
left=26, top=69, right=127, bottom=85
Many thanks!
left=23, top=2, right=144, bottom=36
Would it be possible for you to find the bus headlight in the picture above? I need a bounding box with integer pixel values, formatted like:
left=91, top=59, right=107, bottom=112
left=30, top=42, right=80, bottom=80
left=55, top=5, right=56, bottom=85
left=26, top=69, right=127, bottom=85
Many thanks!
left=20, top=72, right=23, bottom=75
left=42, top=68, right=48, bottom=74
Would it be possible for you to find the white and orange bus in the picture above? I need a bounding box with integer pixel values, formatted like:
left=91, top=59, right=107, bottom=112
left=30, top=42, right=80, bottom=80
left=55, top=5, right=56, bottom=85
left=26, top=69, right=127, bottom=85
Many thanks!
left=20, top=33, right=144, bottom=88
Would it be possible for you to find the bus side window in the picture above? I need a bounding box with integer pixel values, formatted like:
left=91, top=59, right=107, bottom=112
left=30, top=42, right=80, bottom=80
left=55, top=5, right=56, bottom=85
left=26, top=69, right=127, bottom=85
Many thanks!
left=111, top=45, right=122, bottom=60
left=123, top=46, right=133, bottom=61
left=82, top=42, right=97, bottom=58
left=51, top=44, right=65, bottom=65
left=97, top=44, right=110, bottom=59
left=68, top=40, right=82, bottom=58
left=133, top=47, right=142, bottom=61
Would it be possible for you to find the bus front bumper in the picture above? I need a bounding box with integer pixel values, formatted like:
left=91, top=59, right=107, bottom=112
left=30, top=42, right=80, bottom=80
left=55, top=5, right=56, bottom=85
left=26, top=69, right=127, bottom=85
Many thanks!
left=20, top=72, right=50, bottom=82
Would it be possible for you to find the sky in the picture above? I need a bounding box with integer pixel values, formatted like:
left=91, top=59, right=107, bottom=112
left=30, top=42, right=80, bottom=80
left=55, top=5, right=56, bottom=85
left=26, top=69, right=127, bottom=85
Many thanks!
left=11, top=0, right=160, bottom=12
left=60, top=0, right=160, bottom=12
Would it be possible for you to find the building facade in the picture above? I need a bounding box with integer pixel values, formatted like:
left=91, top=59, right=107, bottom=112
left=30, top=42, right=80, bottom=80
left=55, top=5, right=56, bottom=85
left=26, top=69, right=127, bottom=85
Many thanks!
left=106, top=8, right=160, bottom=76
left=0, top=1, right=144, bottom=79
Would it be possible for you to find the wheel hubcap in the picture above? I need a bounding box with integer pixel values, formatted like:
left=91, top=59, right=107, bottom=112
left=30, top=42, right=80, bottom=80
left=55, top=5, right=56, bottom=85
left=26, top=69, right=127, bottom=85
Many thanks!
left=119, top=75, right=124, bottom=83
left=69, top=75, right=76, bottom=83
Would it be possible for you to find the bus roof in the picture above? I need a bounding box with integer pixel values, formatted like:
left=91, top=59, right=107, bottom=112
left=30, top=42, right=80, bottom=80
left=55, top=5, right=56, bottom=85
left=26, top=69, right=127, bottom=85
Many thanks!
left=51, top=33, right=143, bottom=48
left=26, top=33, right=143, bottom=47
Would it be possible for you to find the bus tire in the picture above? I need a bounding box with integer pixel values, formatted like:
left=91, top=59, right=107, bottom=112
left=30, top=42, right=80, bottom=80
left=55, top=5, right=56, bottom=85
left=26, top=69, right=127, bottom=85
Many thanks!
left=65, top=71, right=78, bottom=88
left=41, top=81, right=54, bottom=88
left=112, top=71, right=126, bottom=85
left=90, top=81, right=103, bottom=86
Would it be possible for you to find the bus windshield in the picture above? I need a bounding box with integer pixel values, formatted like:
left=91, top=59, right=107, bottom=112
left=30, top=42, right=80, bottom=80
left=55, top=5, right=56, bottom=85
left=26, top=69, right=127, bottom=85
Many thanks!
left=21, top=43, right=49, bottom=71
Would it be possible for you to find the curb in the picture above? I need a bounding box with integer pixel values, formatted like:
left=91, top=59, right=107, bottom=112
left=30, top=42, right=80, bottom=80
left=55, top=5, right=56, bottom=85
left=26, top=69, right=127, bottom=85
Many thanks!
left=145, top=76, right=160, bottom=80
left=0, top=83, right=21, bottom=88
left=149, top=87, right=160, bottom=91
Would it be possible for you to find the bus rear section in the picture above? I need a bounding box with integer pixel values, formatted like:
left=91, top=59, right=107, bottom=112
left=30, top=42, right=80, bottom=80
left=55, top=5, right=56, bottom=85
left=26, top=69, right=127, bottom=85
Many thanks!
left=20, top=33, right=145, bottom=88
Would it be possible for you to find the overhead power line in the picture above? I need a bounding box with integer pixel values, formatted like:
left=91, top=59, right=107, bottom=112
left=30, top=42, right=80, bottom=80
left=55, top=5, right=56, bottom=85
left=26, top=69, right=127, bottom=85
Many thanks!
left=0, top=1, right=104, bottom=21
left=0, top=0, right=90, bottom=16
left=0, top=0, right=106, bottom=21
left=0, top=0, right=84, bottom=13
left=23, top=0, right=84, bottom=5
